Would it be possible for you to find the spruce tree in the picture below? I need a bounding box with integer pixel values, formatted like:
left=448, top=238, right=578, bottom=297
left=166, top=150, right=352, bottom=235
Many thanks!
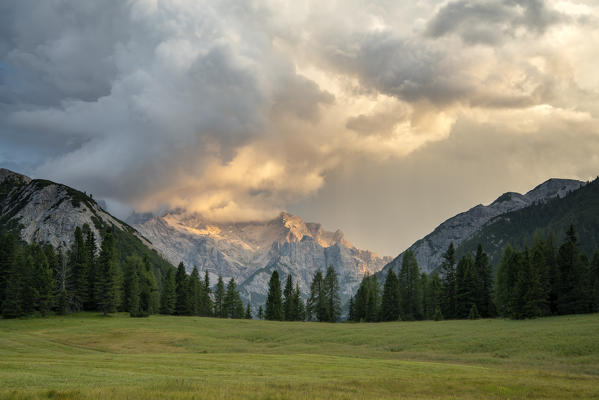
left=199, top=271, right=213, bottom=316
left=425, top=272, right=443, bottom=320
left=324, top=266, right=341, bottom=322
left=20, top=253, right=37, bottom=316
left=398, top=250, right=422, bottom=320
left=31, top=244, right=54, bottom=316
left=474, top=244, right=494, bottom=317
left=381, top=269, right=400, bottom=321
left=160, top=268, right=176, bottom=314
left=283, top=274, right=295, bottom=321
left=557, top=225, right=586, bottom=314
left=295, top=285, right=306, bottom=321
left=307, top=269, right=325, bottom=322
left=69, top=227, right=89, bottom=311
left=123, top=255, right=143, bottom=312
left=140, top=256, right=160, bottom=314
left=214, top=276, right=225, bottom=318
left=84, top=228, right=97, bottom=311
left=2, top=249, right=24, bottom=318
left=224, top=278, right=243, bottom=318
left=468, top=304, right=480, bottom=319
left=55, top=249, right=72, bottom=315
left=0, top=232, right=18, bottom=312
left=245, top=303, right=252, bottom=319
left=175, top=262, right=189, bottom=315
left=441, top=243, right=458, bottom=319
left=257, top=305, right=264, bottom=320
left=95, top=232, right=121, bottom=316
left=456, top=254, right=477, bottom=318
left=127, top=262, right=141, bottom=317
left=495, top=245, right=519, bottom=317
left=265, top=270, right=283, bottom=321
left=187, top=267, right=201, bottom=315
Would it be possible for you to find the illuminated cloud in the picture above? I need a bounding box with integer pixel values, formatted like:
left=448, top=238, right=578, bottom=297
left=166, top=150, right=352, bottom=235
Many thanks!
left=1, top=0, right=598, bottom=253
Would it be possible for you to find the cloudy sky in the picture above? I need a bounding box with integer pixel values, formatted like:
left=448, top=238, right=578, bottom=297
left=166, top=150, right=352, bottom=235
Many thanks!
left=1, top=0, right=598, bottom=256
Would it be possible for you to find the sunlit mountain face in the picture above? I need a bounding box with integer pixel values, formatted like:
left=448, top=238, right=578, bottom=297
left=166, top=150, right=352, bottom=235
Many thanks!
left=2, top=0, right=599, bottom=255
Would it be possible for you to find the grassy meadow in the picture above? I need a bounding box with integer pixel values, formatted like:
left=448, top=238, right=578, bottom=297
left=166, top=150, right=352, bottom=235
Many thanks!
left=0, top=313, right=598, bottom=399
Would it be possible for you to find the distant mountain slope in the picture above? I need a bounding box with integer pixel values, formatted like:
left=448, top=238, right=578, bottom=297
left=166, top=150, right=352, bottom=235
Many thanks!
left=0, top=168, right=174, bottom=279
left=131, top=211, right=391, bottom=306
left=378, top=178, right=585, bottom=277
left=456, top=177, right=599, bottom=266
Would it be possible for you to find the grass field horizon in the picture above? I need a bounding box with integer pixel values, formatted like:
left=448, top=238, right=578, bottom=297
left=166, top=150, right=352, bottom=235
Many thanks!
left=1, top=313, right=598, bottom=399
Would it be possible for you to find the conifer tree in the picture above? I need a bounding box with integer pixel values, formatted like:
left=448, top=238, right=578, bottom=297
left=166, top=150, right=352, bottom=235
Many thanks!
left=31, top=244, right=54, bottom=316
left=95, top=232, right=121, bottom=316
left=127, top=262, right=141, bottom=317
left=140, top=256, right=160, bottom=314
left=294, top=284, right=304, bottom=321
left=199, top=271, right=213, bottom=316
left=381, top=269, right=400, bottom=321
left=557, top=225, right=586, bottom=314
left=456, top=254, right=477, bottom=318
left=513, top=247, right=546, bottom=319
left=84, top=228, right=97, bottom=311
left=20, top=253, right=37, bottom=315
left=2, top=248, right=24, bottom=318
left=214, top=276, right=225, bottom=318
left=175, top=262, right=189, bottom=315
left=160, top=268, right=176, bottom=314
left=474, top=244, right=494, bottom=317
left=324, top=266, right=341, bottom=322
left=348, top=296, right=355, bottom=322
left=425, top=272, right=443, bottom=320
left=0, top=232, right=18, bottom=312
left=283, top=274, right=295, bottom=321
left=495, top=245, right=518, bottom=317
left=265, top=270, right=283, bottom=321
left=245, top=303, right=252, bottom=319
left=224, top=278, right=244, bottom=318
left=307, top=269, right=325, bottom=321
left=187, top=266, right=201, bottom=315
left=468, top=304, right=480, bottom=319
left=441, top=243, right=458, bottom=319
left=258, top=305, right=264, bottom=320
left=398, top=250, right=422, bottom=320
left=55, top=249, right=71, bottom=315
left=69, top=227, right=89, bottom=311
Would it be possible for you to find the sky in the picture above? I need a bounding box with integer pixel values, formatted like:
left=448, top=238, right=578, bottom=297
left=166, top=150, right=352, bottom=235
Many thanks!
left=1, top=0, right=599, bottom=256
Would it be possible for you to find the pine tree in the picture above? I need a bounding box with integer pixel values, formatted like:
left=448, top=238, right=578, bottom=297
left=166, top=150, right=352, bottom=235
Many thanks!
left=123, top=255, right=143, bottom=312
left=0, top=232, right=18, bottom=313
left=224, top=278, right=243, bottom=318
left=557, top=225, right=586, bottom=314
left=495, top=245, right=519, bottom=317
left=307, top=269, right=325, bottom=322
left=54, top=249, right=72, bottom=315
left=468, top=304, right=480, bottom=320
left=324, top=266, right=341, bottom=322
left=84, top=228, right=97, bottom=311
left=425, top=272, right=443, bottom=320
left=513, top=247, right=546, bottom=319
left=31, top=244, right=54, bottom=316
left=381, top=269, right=400, bottom=321
left=214, top=276, right=225, bottom=318
left=348, top=296, right=355, bottom=322
left=21, top=253, right=37, bottom=316
left=69, top=227, right=89, bottom=311
left=127, top=262, right=141, bottom=317
left=456, top=254, right=477, bottom=318
left=199, top=271, right=213, bottom=316
left=265, top=270, right=283, bottom=321
left=160, top=268, right=176, bottom=314
left=95, top=232, right=121, bottom=316
left=474, top=244, right=494, bottom=317
left=590, top=251, right=599, bottom=312
left=295, top=285, right=306, bottom=321
left=140, top=256, right=160, bottom=314
left=258, top=305, right=264, bottom=320
left=398, top=250, right=422, bottom=320
left=175, top=262, right=189, bottom=315
left=441, top=243, right=458, bottom=319
left=245, top=303, right=252, bottom=319
left=283, top=274, right=295, bottom=321
left=187, top=267, right=201, bottom=315
left=2, top=248, right=24, bottom=318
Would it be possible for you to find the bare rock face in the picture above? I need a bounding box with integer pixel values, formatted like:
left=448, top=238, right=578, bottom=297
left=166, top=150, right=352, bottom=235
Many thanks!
left=0, top=168, right=149, bottom=251
left=131, top=210, right=391, bottom=306
left=379, top=178, right=585, bottom=276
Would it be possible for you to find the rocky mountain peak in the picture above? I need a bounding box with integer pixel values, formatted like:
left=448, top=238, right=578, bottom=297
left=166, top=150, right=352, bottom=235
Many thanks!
left=0, top=168, right=32, bottom=185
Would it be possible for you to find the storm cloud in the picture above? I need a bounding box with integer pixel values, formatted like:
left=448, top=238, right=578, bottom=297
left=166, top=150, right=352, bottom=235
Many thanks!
left=1, top=0, right=598, bottom=254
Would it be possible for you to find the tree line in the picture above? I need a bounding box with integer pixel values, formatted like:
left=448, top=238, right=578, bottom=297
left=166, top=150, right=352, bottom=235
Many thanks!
left=349, top=225, right=599, bottom=322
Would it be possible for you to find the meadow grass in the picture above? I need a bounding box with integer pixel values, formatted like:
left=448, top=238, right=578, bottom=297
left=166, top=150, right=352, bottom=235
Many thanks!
left=0, top=313, right=598, bottom=399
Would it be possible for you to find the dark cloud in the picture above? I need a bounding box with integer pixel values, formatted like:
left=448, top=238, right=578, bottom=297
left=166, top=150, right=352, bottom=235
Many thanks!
left=426, top=0, right=565, bottom=45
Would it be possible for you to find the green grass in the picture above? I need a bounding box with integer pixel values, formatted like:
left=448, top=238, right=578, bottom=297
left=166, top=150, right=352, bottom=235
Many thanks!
left=1, top=314, right=598, bottom=399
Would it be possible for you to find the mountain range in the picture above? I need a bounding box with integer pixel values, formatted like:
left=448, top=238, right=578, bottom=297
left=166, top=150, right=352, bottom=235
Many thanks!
left=0, top=167, right=593, bottom=309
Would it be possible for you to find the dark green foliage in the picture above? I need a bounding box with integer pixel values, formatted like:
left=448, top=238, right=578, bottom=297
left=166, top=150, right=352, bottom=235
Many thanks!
left=214, top=276, right=225, bottom=318
left=95, top=232, right=121, bottom=316
left=140, top=257, right=160, bottom=314
left=591, top=251, right=599, bottom=312
left=433, top=306, right=444, bottom=321
left=398, top=250, right=422, bottom=320
left=2, top=247, right=24, bottom=318
left=31, top=244, right=54, bottom=316
left=187, top=267, right=201, bottom=315
left=324, top=266, right=341, bottom=322
left=224, top=278, right=244, bottom=319
left=474, top=244, right=494, bottom=317
left=295, top=285, right=306, bottom=321
left=245, top=303, right=252, bottom=319
left=0, top=232, right=17, bottom=312
left=69, top=227, right=89, bottom=311
left=127, top=261, right=141, bottom=317
left=84, top=227, right=97, bottom=311
left=159, top=268, right=176, bottom=315
left=351, top=274, right=380, bottom=322
left=441, top=243, right=458, bottom=319
left=265, top=270, right=283, bottom=321
left=199, top=271, right=213, bottom=317
left=175, top=263, right=189, bottom=315
left=54, top=249, right=71, bottom=315
left=456, top=254, right=477, bottom=318
left=556, top=226, right=587, bottom=315
left=307, top=269, right=326, bottom=322
left=283, top=274, right=296, bottom=321
left=424, top=272, right=443, bottom=320
left=381, top=269, right=400, bottom=321
left=468, top=304, right=480, bottom=319
left=257, top=305, right=263, bottom=320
